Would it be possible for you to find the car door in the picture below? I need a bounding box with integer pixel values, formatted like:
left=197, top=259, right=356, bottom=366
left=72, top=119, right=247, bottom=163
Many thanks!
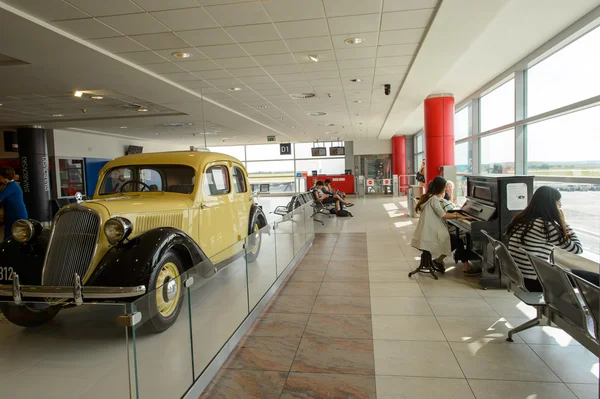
left=199, top=162, right=236, bottom=262
left=230, top=162, right=251, bottom=238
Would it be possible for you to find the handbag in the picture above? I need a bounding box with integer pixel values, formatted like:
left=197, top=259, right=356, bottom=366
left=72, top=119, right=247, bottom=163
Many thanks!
left=416, top=172, right=425, bottom=183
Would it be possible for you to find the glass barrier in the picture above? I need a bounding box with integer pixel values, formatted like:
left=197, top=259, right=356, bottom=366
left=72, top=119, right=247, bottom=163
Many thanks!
left=293, top=204, right=307, bottom=256
left=274, top=212, right=295, bottom=277
left=247, top=224, right=277, bottom=311
left=0, top=300, right=133, bottom=398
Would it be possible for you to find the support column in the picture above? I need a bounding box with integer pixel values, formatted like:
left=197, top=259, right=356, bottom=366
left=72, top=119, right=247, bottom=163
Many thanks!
left=17, top=127, right=51, bottom=222
left=391, top=136, right=407, bottom=192
left=424, top=94, right=455, bottom=184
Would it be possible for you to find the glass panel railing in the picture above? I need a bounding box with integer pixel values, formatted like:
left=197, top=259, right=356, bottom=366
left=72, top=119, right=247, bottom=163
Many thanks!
left=274, top=213, right=295, bottom=277
left=0, top=300, right=133, bottom=398
left=246, top=223, right=277, bottom=311
left=304, top=200, right=315, bottom=239
left=293, top=205, right=307, bottom=256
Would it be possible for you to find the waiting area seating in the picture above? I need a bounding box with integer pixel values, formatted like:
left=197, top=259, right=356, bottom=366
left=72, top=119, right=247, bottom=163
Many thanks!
left=482, top=230, right=600, bottom=357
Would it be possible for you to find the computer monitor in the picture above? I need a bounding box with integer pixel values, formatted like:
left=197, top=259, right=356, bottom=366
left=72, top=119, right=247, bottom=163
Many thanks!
left=311, top=147, right=326, bottom=156
left=329, top=146, right=345, bottom=156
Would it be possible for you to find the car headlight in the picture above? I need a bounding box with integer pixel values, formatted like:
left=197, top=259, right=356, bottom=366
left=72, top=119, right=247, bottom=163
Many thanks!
left=12, top=219, right=40, bottom=243
left=104, top=217, right=132, bottom=245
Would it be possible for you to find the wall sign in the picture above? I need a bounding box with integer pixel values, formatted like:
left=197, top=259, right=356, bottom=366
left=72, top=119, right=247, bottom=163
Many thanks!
left=383, top=179, right=391, bottom=185
left=367, top=179, right=374, bottom=186
left=267, top=136, right=276, bottom=142
left=280, top=143, right=292, bottom=155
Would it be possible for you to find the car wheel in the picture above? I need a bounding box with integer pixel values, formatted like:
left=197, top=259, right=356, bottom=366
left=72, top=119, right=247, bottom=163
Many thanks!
left=246, top=222, right=262, bottom=263
left=147, top=251, right=185, bottom=333
left=0, top=302, right=60, bottom=328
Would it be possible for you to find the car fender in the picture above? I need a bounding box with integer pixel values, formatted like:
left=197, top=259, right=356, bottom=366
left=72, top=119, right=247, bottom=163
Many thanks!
left=249, top=203, right=269, bottom=235
left=0, top=230, right=50, bottom=285
left=87, top=228, right=211, bottom=287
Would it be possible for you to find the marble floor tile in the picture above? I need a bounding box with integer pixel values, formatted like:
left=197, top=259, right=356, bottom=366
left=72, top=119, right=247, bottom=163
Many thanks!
left=450, top=342, right=560, bottom=382
left=376, top=376, right=475, bottom=399
left=483, top=297, right=537, bottom=319
left=324, top=269, right=370, bottom=282
left=372, top=315, right=445, bottom=341
left=529, top=344, right=600, bottom=384
left=328, top=261, right=370, bottom=270
left=468, top=380, right=578, bottom=399
left=419, top=282, right=481, bottom=298
left=294, top=261, right=329, bottom=271
left=291, top=337, right=375, bottom=375
left=248, top=313, right=310, bottom=338
left=370, top=296, right=433, bottom=316
left=436, top=316, right=525, bottom=344
left=304, top=314, right=373, bottom=339
left=319, top=281, right=370, bottom=297
left=277, top=282, right=321, bottom=297
left=281, top=372, right=376, bottom=399
left=373, top=340, right=464, bottom=378
left=426, top=297, right=499, bottom=317
left=266, top=295, right=316, bottom=314
left=312, top=295, right=371, bottom=314
left=567, top=383, right=599, bottom=399
left=288, top=269, right=327, bottom=283
left=369, top=270, right=420, bottom=283
left=507, top=318, right=582, bottom=346
left=368, top=261, right=412, bottom=271
left=199, top=369, right=288, bottom=399
left=369, top=282, right=424, bottom=297
left=224, top=336, right=301, bottom=371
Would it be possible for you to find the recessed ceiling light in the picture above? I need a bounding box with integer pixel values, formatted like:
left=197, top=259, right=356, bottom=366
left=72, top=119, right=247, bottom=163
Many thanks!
left=52, top=114, right=63, bottom=117
left=307, top=112, right=327, bottom=117
left=258, top=105, right=269, bottom=109
left=0, top=104, right=3, bottom=106
left=156, top=133, right=160, bottom=136
left=120, top=126, right=127, bottom=129
left=350, top=78, right=362, bottom=83
left=353, top=100, right=363, bottom=103
left=291, top=126, right=296, bottom=128
left=138, top=107, right=149, bottom=112
left=228, top=87, right=242, bottom=91
left=358, top=122, right=363, bottom=125
left=355, top=113, right=362, bottom=116
left=91, top=96, right=104, bottom=100
left=308, top=54, right=319, bottom=62
left=278, top=117, right=284, bottom=121
left=172, top=52, right=192, bottom=59
left=74, top=91, right=83, bottom=97
left=345, top=37, right=364, bottom=45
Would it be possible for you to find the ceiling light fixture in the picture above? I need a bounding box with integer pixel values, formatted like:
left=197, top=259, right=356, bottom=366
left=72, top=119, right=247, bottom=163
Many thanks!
left=52, top=114, right=63, bottom=117
left=258, top=105, right=269, bottom=109
left=91, top=96, right=104, bottom=100
left=120, top=126, right=127, bottom=129
left=345, top=37, right=364, bottom=45
left=355, top=113, right=362, bottom=116
left=353, top=100, right=363, bottom=103
left=228, top=87, right=242, bottom=91
left=74, top=91, right=83, bottom=97
left=350, top=78, right=362, bottom=83
left=137, top=107, right=149, bottom=112
left=172, top=52, right=192, bottom=59
left=308, top=54, right=319, bottom=62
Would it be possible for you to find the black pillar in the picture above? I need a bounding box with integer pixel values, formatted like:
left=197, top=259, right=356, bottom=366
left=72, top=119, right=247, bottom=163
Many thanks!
left=17, top=127, right=51, bottom=222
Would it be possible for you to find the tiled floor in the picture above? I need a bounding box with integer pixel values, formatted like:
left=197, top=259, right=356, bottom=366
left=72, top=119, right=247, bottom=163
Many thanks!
left=201, top=196, right=599, bottom=399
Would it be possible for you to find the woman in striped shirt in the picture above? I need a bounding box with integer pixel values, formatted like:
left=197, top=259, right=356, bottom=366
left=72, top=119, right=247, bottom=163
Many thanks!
left=506, top=186, right=596, bottom=292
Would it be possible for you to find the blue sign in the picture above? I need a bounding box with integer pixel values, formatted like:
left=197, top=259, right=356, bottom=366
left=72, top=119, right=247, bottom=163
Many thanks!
left=295, top=172, right=303, bottom=178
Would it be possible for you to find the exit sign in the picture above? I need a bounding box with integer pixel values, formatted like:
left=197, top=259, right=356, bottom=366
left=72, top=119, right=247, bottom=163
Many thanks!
left=267, top=136, right=276, bottom=142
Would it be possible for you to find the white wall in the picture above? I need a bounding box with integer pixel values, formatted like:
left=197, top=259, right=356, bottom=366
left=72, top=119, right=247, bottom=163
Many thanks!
left=352, top=139, right=392, bottom=155
left=52, top=130, right=188, bottom=159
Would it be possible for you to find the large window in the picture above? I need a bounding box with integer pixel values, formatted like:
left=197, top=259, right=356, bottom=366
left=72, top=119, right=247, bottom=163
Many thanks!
left=526, top=105, right=600, bottom=177
left=454, top=106, right=470, bottom=140
left=58, top=158, right=85, bottom=197
left=246, top=144, right=294, bottom=161
left=295, top=142, right=344, bottom=159
left=295, top=158, right=345, bottom=176
left=479, top=129, right=515, bottom=175
left=527, top=26, right=600, bottom=117
left=480, top=78, right=515, bottom=132
left=208, top=145, right=246, bottom=162
left=246, top=160, right=295, bottom=193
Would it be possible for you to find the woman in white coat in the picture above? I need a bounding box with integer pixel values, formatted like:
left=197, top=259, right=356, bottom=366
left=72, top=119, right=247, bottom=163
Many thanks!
left=411, top=176, right=477, bottom=274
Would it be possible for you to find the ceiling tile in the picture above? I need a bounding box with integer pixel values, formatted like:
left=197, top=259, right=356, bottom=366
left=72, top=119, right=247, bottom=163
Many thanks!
left=376, top=55, right=412, bottom=67
left=337, top=58, right=375, bottom=69
left=378, top=28, right=424, bottom=45
left=263, top=0, right=325, bottom=22
left=256, top=89, right=287, bottom=96
left=151, top=7, right=219, bottom=31
left=310, top=78, right=342, bottom=87
left=241, top=41, right=289, bottom=56
left=238, top=76, right=275, bottom=85
left=180, top=80, right=211, bottom=89
left=293, top=50, right=336, bottom=63
left=133, top=0, right=200, bottom=12
left=177, top=28, right=233, bottom=46
left=191, top=69, right=233, bottom=79
left=339, top=68, right=373, bottom=77
left=5, top=0, right=87, bottom=21
left=331, top=32, right=379, bottom=49
left=304, top=70, right=340, bottom=80
left=154, top=47, right=207, bottom=60
left=381, top=9, right=433, bottom=31
left=375, top=66, right=408, bottom=75
left=300, top=61, right=338, bottom=72
left=52, top=18, right=121, bottom=39
left=384, top=0, right=438, bottom=12
left=278, top=81, right=312, bottom=90
left=275, top=19, right=329, bottom=39
left=198, top=44, right=247, bottom=59
left=119, top=51, right=169, bottom=64
left=253, top=53, right=296, bottom=66
left=285, top=36, right=333, bottom=53
left=215, top=57, right=259, bottom=69
left=264, top=64, right=302, bottom=74
left=335, top=46, right=377, bottom=60
left=130, top=32, right=189, bottom=50
left=205, top=2, right=270, bottom=26
left=205, top=78, right=243, bottom=87
left=66, top=0, right=143, bottom=16
left=161, top=72, right=201, bottom=82
left=328, top=14, right=380, bottom=35
left=377, top=43, right=418, bottom=57
left=99, top=13, right=170, bottom=35
left=271, top=73, right=307, bottom=82
left=143, top=63, right=187, bottom=74
left=227, top=67, right=267, bottom=77
left=88, top=36, right=147, bottom=53
left=177, top=59, right=221, bottom=71
left=247, top=82, right=281, bottom=91
left=323, top=0, right=382, bottom=17
left=225, top=24, right=280, bottom=43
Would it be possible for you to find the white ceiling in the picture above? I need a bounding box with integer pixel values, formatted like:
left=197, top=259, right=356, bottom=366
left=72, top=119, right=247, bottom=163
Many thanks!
left=0, top=0, right=598, bottom=146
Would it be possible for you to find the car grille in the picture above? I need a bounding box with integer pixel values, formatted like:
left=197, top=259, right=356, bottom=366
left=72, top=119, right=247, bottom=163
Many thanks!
left=42, top=206, right=101, bottom=286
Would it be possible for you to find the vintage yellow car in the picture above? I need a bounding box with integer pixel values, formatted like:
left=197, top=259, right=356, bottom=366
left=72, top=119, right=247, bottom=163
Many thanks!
left=0, top=150, right=267, bottom=332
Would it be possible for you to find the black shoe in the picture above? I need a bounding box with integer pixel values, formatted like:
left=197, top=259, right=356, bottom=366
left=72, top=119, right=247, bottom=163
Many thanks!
left=432, top=259, right=445, bottom=272
left=464, top=267, right=482, bottom=276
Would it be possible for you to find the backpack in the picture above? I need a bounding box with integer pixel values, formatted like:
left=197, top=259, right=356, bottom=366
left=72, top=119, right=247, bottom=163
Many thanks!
left=337, top=209, right=353, bottom=217
left=329, top=209, right=337, bottom=214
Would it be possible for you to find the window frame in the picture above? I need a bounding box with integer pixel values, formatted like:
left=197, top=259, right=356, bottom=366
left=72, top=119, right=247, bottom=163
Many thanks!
left=231, top=165, right=248, bottom=194
left=203, top=164, right=231, bottom=197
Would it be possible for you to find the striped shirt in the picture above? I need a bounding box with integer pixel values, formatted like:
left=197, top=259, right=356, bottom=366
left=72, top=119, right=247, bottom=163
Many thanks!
left=508, top=218, right=583, bottom=280
left=440, top=198, right=456, bottom=212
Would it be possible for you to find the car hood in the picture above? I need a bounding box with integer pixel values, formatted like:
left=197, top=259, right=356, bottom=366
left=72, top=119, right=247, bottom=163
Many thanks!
left=82, top=195, right=192, bottom=216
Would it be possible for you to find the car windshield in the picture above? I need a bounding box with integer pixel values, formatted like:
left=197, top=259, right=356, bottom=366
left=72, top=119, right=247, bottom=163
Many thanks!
left=99, top=165, right=195, bottom=195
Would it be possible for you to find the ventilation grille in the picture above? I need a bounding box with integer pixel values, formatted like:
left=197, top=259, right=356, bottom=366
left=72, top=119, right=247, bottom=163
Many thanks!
left=135, top=213, right=183, bottom=235
left=307, top=112, right=327, bottom=117
left=290, top=93, right=316, bottom=99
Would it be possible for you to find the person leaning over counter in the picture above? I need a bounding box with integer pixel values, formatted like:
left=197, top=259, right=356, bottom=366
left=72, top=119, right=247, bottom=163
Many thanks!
left=0, top=167, right=28, bottom=240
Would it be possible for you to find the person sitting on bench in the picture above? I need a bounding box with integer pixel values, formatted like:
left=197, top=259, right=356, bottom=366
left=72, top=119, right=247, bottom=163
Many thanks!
left=313, top=180, right=342, bottom=213
left=315, top=180, right=353, bottom=208
left=323, top=179, right=346, bottom=199
left=506, top=185, right=598, bottom=292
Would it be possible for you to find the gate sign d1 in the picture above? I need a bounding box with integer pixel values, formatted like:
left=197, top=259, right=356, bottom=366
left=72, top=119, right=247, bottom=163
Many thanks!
left=366, top=179, right=374, bottom=186
left=383, top=178, right=391, bottom=185
left=280, top=143, right=291, bottom=155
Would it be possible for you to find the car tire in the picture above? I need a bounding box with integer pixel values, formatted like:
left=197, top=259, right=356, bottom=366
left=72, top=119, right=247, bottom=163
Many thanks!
left=146, top=251, right=185, bottom=333
left=246, top=221, right=262, bottom=263
left=0, top=302, right=60, bottom=328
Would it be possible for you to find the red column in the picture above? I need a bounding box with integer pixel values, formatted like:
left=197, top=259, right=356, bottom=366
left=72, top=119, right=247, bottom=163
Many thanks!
left=423, top=94, right=454, bottom=184
left=391, top=136, right=407, bottom=193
